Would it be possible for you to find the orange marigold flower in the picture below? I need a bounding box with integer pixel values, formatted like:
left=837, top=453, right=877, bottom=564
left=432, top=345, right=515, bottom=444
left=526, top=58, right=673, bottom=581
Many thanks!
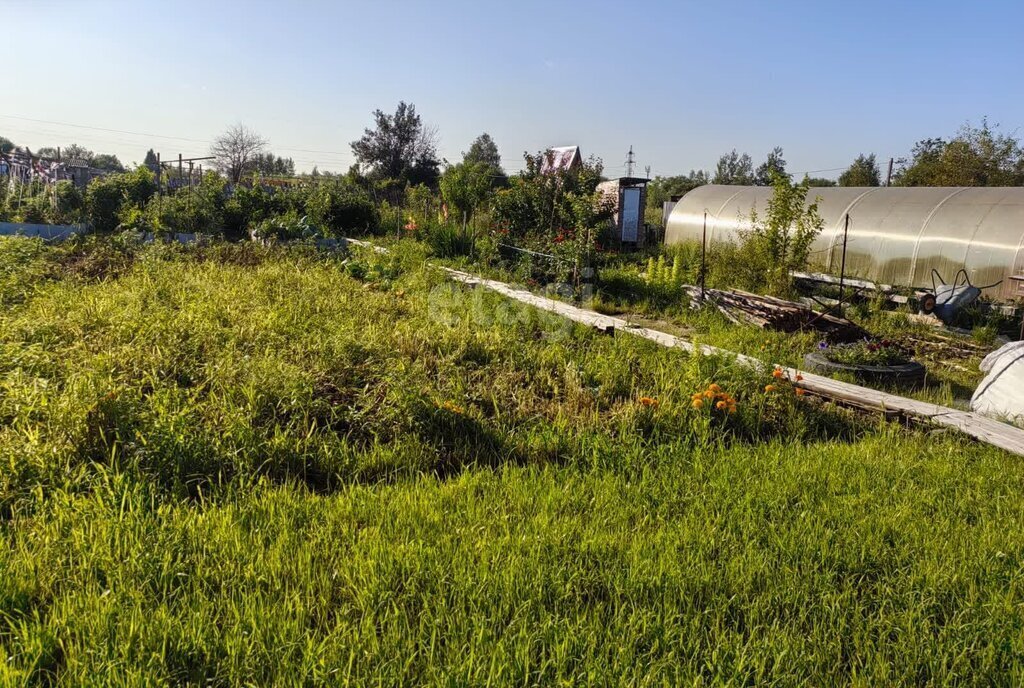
left=703, top=390, right=715, bottom=399
left=795, top=374, right=804, bottom=382
left=764, top=384, right=777, bottom=392
left=795, top=387, right=807, bottom=396
left=772, top=368, right=784, bottom=379
left=440, top=400, right=465, bottom=414
left=708, top=383, right=722, bottom=393
left=638, top=396, right=659, bottom=408
left=691, top=399, right=704, bottom=409
left=715, top=400, right=728, bottom=410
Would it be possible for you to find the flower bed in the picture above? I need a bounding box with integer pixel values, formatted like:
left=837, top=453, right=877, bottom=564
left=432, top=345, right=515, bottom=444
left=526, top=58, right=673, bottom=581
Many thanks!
left=804, top=339, right=927, bottom=388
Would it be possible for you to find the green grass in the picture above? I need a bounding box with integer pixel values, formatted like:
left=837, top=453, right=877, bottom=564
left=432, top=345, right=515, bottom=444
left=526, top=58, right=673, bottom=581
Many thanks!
left=2, top=237, right=1024, bottom=684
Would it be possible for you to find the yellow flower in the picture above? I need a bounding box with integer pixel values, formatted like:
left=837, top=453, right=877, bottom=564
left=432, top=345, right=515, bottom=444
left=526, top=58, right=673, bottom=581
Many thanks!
left=715, top=400, right=728, bottom=410
left=691, top=398, right=704, bottom=409
left=764, top=384, right=777, bottom=392
left=708, top=383, right=722, bottom=393
left=638, top=396, right=659, bottom=408
left=703, top=390, right=715, bottom=399
left=440, top=400, right=465, bottom=414
left=772, top=368, right=784, bottom=379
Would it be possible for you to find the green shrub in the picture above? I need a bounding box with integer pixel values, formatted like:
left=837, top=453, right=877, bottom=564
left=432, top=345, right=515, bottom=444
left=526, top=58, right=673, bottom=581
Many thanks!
left=423, top=221, right=475, bottom=258
left=85, top=168, right=157, bottom=233
left=51, top=181, right=85, bottom=224
left=308, top=186, right=378, bottom=237
left=252, top=210, right=319, bottom=243
left=732, top=173, right=823, bottom=295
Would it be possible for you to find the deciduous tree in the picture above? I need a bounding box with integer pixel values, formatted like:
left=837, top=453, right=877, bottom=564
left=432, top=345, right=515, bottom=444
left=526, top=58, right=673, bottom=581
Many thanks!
left=463, top=133, right=502, bottom=169
left=350, top=102, right=439, bottom=186
left=210, top=124, right=268, bottom=183
left=894, top=120, right=1024, bottom=187
left=440, top=161, right=493, bottom=222
left=755, top=147, right=789, bottom=186
left=838, top=154, right=880, bottom=186
left=647, top=171, right=709, bottom=207
left=713, top=150, right=754, bottom=185
left=91, top=154, right=125, bottom=173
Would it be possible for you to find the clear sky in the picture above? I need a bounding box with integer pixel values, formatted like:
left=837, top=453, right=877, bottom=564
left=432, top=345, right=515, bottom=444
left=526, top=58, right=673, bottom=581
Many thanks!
left=3, top=0, right=1022, bottom=180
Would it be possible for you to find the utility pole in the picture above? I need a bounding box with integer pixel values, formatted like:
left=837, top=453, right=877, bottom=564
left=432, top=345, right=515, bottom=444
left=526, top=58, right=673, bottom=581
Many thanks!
left=178, top=153, right=183, bottom=184
left=886, top=157, right=894, bottom=186
left=156, top=152, right=161, bottom=192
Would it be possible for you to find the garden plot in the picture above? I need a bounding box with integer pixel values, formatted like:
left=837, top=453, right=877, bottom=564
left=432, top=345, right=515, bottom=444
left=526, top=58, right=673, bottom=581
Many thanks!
left=2, top=238, right=1024, bottom=684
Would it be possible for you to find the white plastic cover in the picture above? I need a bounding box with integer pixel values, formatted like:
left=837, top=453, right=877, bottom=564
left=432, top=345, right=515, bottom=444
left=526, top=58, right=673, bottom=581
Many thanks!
left=971, top=341, right=1024, bottom=426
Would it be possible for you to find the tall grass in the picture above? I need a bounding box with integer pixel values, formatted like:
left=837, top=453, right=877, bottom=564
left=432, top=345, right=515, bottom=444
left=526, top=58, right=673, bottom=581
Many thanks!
left=1, top=237, right=1023, bottom=684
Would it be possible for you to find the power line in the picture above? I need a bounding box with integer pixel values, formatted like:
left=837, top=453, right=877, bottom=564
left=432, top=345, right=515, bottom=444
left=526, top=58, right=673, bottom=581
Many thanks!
left=0, top=113, right=356, bottom=158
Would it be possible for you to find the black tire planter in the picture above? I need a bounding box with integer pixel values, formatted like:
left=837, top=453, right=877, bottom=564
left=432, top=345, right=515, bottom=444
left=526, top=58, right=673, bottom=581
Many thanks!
left=802, top=352, right=928, bottom=388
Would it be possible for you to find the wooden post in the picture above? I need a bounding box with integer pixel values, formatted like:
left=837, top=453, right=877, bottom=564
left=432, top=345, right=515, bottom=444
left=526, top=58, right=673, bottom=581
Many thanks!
left=700, top=211, right=708, bottom=300
left=837, top=213, right=850, bottom=317
left=178, top=153, right=183, bottom=186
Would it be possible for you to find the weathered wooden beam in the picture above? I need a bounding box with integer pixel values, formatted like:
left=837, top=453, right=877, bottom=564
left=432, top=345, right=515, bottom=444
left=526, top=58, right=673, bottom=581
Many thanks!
left=344, top=239, right=1024, bottom=457
left=441, top=267, right=1024, bottom=457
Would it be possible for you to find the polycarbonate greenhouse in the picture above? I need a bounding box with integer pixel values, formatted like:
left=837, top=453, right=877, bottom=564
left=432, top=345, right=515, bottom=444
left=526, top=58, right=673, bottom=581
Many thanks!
left=665, top=185, right=1024, bottom=301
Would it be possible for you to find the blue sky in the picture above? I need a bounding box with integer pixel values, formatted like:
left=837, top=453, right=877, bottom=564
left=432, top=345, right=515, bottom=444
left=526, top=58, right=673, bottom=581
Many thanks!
left=3, top=0, right=1022, bottom=179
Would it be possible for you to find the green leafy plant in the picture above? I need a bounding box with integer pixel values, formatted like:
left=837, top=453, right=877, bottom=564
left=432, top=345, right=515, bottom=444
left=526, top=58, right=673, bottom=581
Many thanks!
left=308, top=185, right=378, bottom=237
left=734, top=173, right=824, bottom=295
left=820, top=339, right=910, bottom=366
left=252, top=210, right=319, bottom=243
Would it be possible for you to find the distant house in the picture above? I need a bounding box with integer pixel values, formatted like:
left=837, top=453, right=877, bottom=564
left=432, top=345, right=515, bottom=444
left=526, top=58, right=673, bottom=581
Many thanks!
left=540, top=146, right=582, bottom=174
left=65, top=159, right=105, bottom=189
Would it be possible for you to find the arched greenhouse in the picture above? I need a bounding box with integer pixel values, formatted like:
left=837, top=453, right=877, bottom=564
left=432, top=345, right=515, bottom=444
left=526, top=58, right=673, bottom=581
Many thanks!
left=665, top=185, right=1024, bottom=301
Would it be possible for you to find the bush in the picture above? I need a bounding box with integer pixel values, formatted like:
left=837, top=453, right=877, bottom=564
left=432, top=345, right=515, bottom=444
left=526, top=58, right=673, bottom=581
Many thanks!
left=308, top=186, right=378, bottom=237
left=51, top=181, right=85, bottom=224
left=422, top=221, right=475, bottom=258
left=222, top=184, right=277, bottom=240
left=139, top=192, right=221, bottom=236
left=732, top=173, right=823, bottom=295
left=85, top=168, right=157, bottom=233
left=252, top=210, right=319, bottom=243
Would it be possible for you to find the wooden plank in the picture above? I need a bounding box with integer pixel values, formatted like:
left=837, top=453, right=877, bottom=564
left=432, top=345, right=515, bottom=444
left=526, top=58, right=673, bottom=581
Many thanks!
left=345, top=240, right=1024, bottom=457
left=442, top=267, right=1024, bottom=457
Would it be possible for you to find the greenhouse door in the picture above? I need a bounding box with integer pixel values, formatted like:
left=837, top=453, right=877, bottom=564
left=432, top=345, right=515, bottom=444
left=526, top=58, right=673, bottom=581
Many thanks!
left=621, top=188, right=640, bottom=243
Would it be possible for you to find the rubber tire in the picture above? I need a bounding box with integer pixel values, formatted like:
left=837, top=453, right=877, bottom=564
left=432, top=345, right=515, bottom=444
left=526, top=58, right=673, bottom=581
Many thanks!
left=802, top=351, right=927, bottom=388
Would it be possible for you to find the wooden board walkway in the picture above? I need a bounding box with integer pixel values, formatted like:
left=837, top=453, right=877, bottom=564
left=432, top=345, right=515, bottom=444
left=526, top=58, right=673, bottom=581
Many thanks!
left=345, top=239, right=1024, bottom=457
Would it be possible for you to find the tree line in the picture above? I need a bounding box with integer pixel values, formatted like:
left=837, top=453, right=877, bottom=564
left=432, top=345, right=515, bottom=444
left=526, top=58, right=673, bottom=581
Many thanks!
left=646, top=119, right=1024, bottom=216
left=6, top=109, right=1024, bottom=248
